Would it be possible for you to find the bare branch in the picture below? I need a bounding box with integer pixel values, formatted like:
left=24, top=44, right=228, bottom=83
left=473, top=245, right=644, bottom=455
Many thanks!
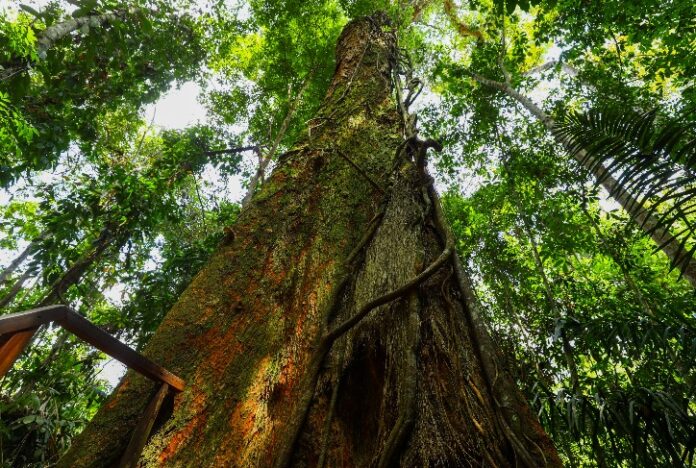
left=522, top=59, right=581, bottom=80
left=203, top=145, right=260, bottom=156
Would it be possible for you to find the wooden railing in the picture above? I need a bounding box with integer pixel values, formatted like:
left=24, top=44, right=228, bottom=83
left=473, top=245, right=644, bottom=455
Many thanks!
left=0, top=305, right=185, bottom=467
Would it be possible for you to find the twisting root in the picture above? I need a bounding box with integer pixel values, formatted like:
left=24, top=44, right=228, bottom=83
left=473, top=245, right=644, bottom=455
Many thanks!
left=377, top=290, right=420, bottom=468
left=323, top=208, right=385, bottom=328
left=324, top=236, right=452, bottom=343
left=525, top=433, right=548, bottom=467
left=393, top=136, right=418, bottom=166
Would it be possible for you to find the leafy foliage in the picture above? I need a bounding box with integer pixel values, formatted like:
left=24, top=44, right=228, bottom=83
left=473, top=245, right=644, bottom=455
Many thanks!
left=0, top=1, right=207, bottom=186
left=443, top=130, right=696, bottom=466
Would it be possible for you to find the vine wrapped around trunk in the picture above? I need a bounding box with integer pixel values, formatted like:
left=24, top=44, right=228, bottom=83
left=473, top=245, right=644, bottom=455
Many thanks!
left=60, top=14, right=559, bottom=467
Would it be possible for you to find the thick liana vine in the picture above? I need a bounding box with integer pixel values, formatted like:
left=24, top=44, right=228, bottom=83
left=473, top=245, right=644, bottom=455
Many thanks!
left=273, top=135, right=453, bottom=468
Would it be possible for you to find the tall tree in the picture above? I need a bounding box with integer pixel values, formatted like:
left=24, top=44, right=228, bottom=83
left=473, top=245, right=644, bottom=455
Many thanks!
left=60, top=14, right=559, bottom=467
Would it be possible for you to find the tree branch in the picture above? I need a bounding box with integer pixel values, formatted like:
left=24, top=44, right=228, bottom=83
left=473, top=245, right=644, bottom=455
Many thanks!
left=522, top=59, right=581, bottom=80
left=443, top=0, right=485, bottom=41
left=203, top=145, right=260, bottom=156
left=242, top=69, right=316, bottom=207
left=36, top=9, right=134, bottom=58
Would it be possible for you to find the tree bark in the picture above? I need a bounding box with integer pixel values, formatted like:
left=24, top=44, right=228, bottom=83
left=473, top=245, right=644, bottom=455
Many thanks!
left=60, top=15, right=559, bottom=467
left=471, top=73, right=696, bottom=288
left=36, top=10, right=131, bottom=58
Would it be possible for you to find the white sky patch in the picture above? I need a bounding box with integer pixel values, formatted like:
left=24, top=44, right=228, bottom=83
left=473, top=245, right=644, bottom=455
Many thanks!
left=96, top=358, right=127, bottom=390
left=0, top=0, right=65, bottom=13
left=141, top=80, right=247, bottom=202
left=598, top=190, right=621, bottom=212
left=143, top=81, right=208, bottom=129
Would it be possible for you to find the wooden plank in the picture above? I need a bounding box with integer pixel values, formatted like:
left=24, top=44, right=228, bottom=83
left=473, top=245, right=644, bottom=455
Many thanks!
left=0, top=333, right=12, bottom=348
left=0, top=306, right=185, bottom=391
left=0, top=329, right=37, bottom=378
left=118, top=383, right=170, bottom=468
left=61, top=312, right=185, bottom=391
left=0, top=306, right=62, bottom=335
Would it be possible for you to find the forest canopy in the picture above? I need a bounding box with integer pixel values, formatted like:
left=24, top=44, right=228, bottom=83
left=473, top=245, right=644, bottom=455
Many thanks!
left=0, top=0, right=694, bottom=466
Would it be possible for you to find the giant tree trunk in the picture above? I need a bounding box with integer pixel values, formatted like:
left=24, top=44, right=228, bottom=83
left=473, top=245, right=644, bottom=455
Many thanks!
left=60, top=15, right=559, bottom=467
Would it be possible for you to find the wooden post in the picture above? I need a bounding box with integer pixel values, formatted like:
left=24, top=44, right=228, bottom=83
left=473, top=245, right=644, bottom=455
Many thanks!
left=118, top=382, right=171, bottom=468
left=0, top=329, right=38, bottom=378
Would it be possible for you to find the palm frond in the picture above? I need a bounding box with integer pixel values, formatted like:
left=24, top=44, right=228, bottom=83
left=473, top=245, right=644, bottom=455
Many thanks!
left=555, top=106, right=696, bottom=273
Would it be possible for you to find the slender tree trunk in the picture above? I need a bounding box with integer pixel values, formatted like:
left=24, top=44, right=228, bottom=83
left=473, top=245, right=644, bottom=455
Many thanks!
left=522, top=59, right=580, bottom=80
left=241, top=70, right=315, bottom=208
left=38, top=224, right=116, bottom=306
left=518, top=224, right=555, bottom=305
left=0, top=232, right=47, bottom=308
left=500, top=150, right=579, bottom=393
left=0, top=269, right=32, bottom=309
left=0, top=233, right=45, bottom=285
left=61, top=15, right=559, bottom=467
left=471, top=73, right=696, bottom=288
left=6, top=226, right=120, bottom=395
left=36, top=10, right=132, bottom=58
left=514, top=224, right=580, bottom=393
left=580, top=203, right=656, bottom=318
left=0, top=10, right=132, bottom=79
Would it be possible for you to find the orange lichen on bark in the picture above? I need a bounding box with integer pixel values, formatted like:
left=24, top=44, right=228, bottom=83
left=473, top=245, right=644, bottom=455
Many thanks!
left=196, top=318, right=248, bottom=379
left=102, top=379, right=130, bottom=410
left=214, top=356, right=274, bottom=466
left=157, top=391, right=208, bottom=464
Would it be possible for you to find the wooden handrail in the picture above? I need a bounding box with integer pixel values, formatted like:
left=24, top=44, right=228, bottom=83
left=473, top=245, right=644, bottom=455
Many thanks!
left=0, top=305, right=185, bottom=391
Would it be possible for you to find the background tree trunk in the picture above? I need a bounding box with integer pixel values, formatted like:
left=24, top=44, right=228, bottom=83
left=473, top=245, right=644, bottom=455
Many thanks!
left=0, top=270, right=32, bottom=309
left=60, top=15, right=559, bottom=467
left=0, top=232, right=45, bottom=285
left=39, top=224, right=117, bottom=307
left=472, top=73, right=696, bottom=288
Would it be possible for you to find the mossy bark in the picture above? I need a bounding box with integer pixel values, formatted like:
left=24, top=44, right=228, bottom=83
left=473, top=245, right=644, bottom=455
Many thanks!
left=60, top=14, right=560, bottom=467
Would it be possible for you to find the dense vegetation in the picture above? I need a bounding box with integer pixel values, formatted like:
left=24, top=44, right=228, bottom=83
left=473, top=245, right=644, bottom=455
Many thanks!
left=0, top=0, right=694, bottom=466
